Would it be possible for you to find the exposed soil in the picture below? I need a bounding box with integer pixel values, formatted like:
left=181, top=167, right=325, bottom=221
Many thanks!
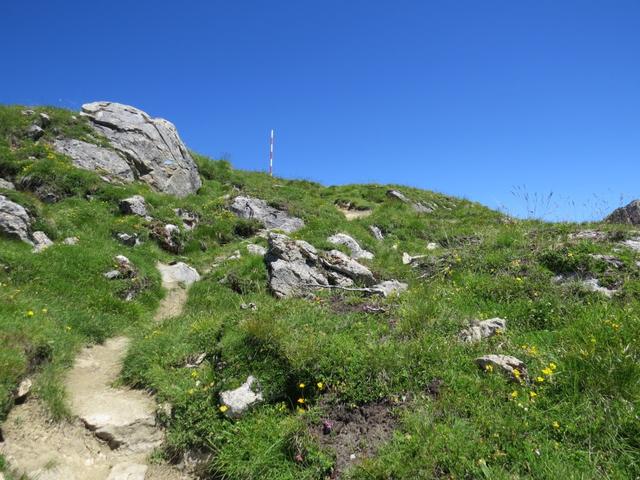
left=336, top=206, right=373, bottom=220
left=326, top=295, right=388, bottom=315
left=310, top=401, right=399, bottom=479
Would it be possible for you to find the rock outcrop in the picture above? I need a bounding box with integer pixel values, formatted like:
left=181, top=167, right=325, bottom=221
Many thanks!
left=369, top=225, right=384, bottom=241
left=387, top=189, right=435, bottom=213
left=80, top=102, right=201, bottom=197
left=31, top=231, right=53, bottom=253
left=265, top=233, right=391, bottom=298
left=53, top=138, right=135, bottom=183
left=328, top=233, right=374, bottom=260
left=605, top=200, right=640, bottom=224
left=229, top=196, right=304, bottom=233
left=0, top=195, right=32, bottom=244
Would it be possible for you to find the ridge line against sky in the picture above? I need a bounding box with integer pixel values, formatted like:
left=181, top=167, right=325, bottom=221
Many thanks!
left=2, top=0, right=639, bottom=221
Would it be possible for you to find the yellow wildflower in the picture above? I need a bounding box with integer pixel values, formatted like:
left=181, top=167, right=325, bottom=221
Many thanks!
left=510, top=391, right=519, bottom=399
left=219, top=405, right=228, bottom=413
left=513, top=369, right=521, bottom=379
left=297, top=398, right=305, bottom=404
left=26, top=310, right=34, bottom=317
left=552, top=421, right=560, bottom=429
left=187, top=388, right=195, bottom=395
left=485, top=364, right=494, bottom=373
left=541, top=367, right=553, bottom=376
left=41, top=308, right=48, bottom=314
left=317, top=382, right=324, bottom=390
left=536, top=376, right=545, bottom=383
left=549, top=362, right=557, bottom=371
left=529, top=391, right=537, bottom=399
left=298, top=383, right=305, bottom=389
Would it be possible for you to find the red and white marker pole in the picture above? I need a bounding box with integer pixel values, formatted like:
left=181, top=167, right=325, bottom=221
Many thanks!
left=269, top=129, right=274, bottom=177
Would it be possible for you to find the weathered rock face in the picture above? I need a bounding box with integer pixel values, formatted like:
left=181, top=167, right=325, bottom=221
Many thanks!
left=320, top=250, right=376, bottom=285
left=328, top=233, right=374, bottom=260
left=605, top=200, right=640, bottom=224
left=53, top=138, right=135, bottom=183
left=219, top=376, right=263, bottom=418
left=386, top=189, right=435, bottom=213
left=553, top=274, right=618, bottom=298
left=459, top=318, right=506, bottom=343
left=229, top=196, right=304, bottom=233
left=81, top=102, right=201, bottom=197
left=0, top=195, right=32, bottom=244
left=475, top=355, right=527, bottom=382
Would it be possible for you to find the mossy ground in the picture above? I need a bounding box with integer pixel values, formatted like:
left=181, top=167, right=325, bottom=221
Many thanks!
left=1, top=105, right=639, bottom=479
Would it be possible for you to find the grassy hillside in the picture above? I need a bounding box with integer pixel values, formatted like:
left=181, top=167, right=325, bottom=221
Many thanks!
left=1, top=105, right=639, bottom=479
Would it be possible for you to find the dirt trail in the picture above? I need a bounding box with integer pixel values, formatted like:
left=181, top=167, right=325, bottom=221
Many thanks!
left=0, top=263, right=198, bottom=480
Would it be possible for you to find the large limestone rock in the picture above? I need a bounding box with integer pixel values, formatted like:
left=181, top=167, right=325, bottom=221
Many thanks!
left=328, top=233, right=374, bottom=260
left=0, top=195, right=32, bottom=244
left=605, top=200, right=640, bottom=224
left=119, top=195, right=147, bottom=217
left=229, top=196, right=304, bottom=233
left=53, top=138, right=135, bottom=183
left=81, top=102, right=201, bottom=197
left=266, top=233, right=329, bottom=298
left=265, top=233, right=379, bottom=298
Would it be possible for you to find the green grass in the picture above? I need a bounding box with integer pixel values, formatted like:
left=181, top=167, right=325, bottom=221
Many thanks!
left=1, top=104, right=639, bottom=479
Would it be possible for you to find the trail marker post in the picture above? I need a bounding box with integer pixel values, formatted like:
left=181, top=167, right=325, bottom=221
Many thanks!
left=269, top=129, right=274, bottom=177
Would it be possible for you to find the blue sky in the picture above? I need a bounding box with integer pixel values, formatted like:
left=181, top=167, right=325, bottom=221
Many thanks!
left=2, top=1, right=639, bottom=221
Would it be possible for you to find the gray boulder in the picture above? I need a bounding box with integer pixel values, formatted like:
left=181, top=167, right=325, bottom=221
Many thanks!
left=219, top=375, right=263, bottom=418
left=328, top=233, right=374, bottom=260
left=605, top=200, right=640, bottom=224
left=0, top=195, right=32, bottom=244
left=114, top=232, right=140, bottom=246
left=174, top=208, right=199, bottom=230
left=459, top=318, right=506, bottom=343
left=119, top=195, right=147, bottom=217
left=27, top=124, right=44, bottom=140
left=386, top=189, right=435, bottom=213
left=475, top=354, right=527, bottom=382
left=229, top=196, right=304, bottom=233
left=53, top=138, right=134, bottom=183
left=81, top=102, right=201, bottom=197
left=0, top=178, right=15, bottom=190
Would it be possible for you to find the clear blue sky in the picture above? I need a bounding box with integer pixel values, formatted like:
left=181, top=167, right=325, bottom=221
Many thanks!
left=2, top=1, right=639, bottom=221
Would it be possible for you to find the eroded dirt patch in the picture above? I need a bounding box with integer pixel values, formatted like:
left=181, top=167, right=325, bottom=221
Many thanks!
left=310, top=401, right=398, bottom=478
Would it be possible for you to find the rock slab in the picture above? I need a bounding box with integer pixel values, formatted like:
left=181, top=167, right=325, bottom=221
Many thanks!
left=220, top=375, right=263, bottom=418
left=328, top=233, right=374, bottom=260
left=459, top=318, right=506, bottom=343
left=605, top=200, right=640, bottom=224
left=81, top=101, right=201, bottom=197
left=0, top=195, right=32, bottom=244
left=230, top=196, right=304, bottom=233
left=53, top=138, right=135, bottom=183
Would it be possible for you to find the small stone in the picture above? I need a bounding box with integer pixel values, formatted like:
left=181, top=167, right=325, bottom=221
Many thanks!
left=119, top=195, right=147, bottom=217
left=63, top=236, right=79, bottom=245
left=38, top=112, right=51, bottom=127
left=104, top=270, right=121, bottom=280
left=174, top=208, right=199, bottom=230
left=114, top=232, right=140, bottom=246
left=157, top=262, right=200, bottom=286
left=475, top=354, right=527, bottom=382
left=426, top=242, right=438, bottom=250
left=15, top=378, right=32, bottom=403
left=241, top=302, right=257, bottom=310
left=459, top=318, right=506, bottom=343
left=185, top=352, right=207, bottom=368
left=370, top=280, right=408, bottom=297
left=369, top=225, right=384, bottom=241
left=246, top=243, right=267, bottom=256
left=27, top=124, right=44, bottom=140
left=227, top=250, right=242, bottom=260
left=219, top=375, right=263, bottom=418
left=21, top=109, right=35, bottom=116
left=32, top=231, right=53, bottom=253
